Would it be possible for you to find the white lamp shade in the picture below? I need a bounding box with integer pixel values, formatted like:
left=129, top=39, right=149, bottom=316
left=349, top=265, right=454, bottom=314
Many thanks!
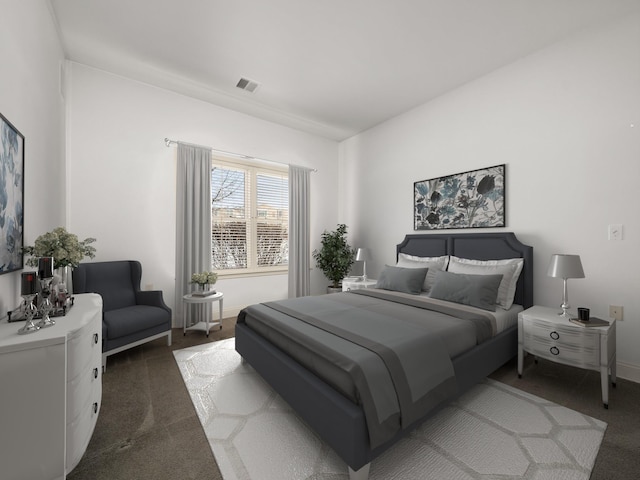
left=547, top=254, right=585, bottom=279
left=356, top=248, right=369, bottom=261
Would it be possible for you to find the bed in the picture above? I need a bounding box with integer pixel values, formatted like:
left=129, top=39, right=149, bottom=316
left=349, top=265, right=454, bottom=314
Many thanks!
left=235, top=232, right=533, bottom=479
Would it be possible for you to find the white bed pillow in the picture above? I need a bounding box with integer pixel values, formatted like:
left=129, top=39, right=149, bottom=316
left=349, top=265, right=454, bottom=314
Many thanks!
left=396, top=253, right=449, bottom=293
left=447, top=256, right=524, bottom=310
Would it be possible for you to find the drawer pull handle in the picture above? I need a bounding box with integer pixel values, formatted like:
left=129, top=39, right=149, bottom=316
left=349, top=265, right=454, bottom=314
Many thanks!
left=93, top=367, right=99, bottom=379
left=550, top=346, right=560, bottom=356
left=94, top=333, right=99, bottom=344
left=550, top=331, right=560, bottom=340
left=93, top=402, right=98, bottom=414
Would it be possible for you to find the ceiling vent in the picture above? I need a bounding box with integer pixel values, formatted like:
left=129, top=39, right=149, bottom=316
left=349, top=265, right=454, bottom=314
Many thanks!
left=236, top=77, right=260, bottom=93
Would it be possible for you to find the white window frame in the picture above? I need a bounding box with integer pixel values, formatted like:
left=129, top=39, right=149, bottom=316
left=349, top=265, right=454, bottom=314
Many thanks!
left=211, top=155, right=288, bottom=278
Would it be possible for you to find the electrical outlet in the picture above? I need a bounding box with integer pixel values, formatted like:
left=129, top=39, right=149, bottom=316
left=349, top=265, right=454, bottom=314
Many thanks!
left=609, top=305, right=623, bottom=321
left=145, top=284, right=153, bottom=291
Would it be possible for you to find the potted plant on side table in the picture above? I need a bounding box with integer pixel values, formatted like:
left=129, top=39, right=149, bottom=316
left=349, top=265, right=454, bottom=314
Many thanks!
left=312, top=223, right=356, bottom=293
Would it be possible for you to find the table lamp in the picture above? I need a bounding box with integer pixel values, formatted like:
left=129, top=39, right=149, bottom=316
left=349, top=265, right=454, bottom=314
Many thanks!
left=356, top=248, right=369, bottom=281
left=547, top=254, right=585, bottom=318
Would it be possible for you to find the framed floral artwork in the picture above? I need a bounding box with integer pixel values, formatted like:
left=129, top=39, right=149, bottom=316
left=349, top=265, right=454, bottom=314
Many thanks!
left=0, top=112, right=25, bottom=274
left=414, top=164, right=505, bottom=230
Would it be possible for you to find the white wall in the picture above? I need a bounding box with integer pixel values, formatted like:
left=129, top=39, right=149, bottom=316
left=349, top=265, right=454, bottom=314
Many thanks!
left=0, top=2, right=66, bottom=318
left=341, top=14, right=640, bottom=380
left=65, top=63, right=340, bottom=321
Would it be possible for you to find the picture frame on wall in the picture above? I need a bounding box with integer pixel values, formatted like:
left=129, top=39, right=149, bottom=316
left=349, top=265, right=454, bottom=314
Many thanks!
left=0, top=112, right=25, bottom=274
left=414, top=164, right=505, bottom=230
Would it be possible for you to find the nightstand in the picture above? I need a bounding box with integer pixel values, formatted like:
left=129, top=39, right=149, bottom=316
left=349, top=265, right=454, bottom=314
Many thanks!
left=183, top=292, right=224, bottom=337
left=342, top=278, right=377, bottom=292
left=518, top=305, right=616, bottom=408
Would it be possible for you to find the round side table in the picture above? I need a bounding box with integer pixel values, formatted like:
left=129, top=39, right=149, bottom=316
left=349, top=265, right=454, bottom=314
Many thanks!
left=182, top=291, right=224, bottom=337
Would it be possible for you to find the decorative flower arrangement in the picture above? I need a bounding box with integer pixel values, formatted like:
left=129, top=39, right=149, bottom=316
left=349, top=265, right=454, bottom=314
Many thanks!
left=190, top=271, right=218, bottom=286
left=23, top=227, right=97, bottom=269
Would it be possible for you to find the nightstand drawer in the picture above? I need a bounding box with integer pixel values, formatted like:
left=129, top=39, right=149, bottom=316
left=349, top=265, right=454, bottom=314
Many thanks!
left=523, top=333, right=600, bottom=368
left=522, top=320, right=601, bottom=368
left=342, top=278, right=377, bottom=292
left=524, top=320, right=600, bottom=349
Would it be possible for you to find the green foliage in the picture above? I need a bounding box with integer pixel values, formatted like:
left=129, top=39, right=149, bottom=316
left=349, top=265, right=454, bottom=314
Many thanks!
left=312, top=224, right=356, bottom=288
left=23, top=227, right=96, bottom=269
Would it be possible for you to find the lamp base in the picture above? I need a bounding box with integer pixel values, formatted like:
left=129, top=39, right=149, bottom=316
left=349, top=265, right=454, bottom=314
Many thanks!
left=558, top=302, right=572, bottom=319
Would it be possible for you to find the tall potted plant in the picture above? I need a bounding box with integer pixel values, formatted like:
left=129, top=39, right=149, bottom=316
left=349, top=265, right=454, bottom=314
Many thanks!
left=312, top=224, right=356, bottom=292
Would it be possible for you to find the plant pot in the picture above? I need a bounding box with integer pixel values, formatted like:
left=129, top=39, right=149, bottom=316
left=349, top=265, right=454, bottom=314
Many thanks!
left=327, top=286, right=342, bottom=294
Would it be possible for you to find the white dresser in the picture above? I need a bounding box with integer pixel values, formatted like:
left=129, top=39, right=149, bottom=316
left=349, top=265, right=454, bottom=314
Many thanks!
left=517, top=305, right=616, bottom=408
left=0, top=293, right=103, bottom=479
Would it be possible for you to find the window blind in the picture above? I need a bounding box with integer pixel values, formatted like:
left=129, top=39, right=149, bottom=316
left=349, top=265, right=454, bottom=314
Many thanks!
left=211, top=159, right=288, bottom=274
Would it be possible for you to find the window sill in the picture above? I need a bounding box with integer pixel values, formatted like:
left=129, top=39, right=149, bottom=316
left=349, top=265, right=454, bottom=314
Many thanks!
left=216, top=269, right=288, bottom=280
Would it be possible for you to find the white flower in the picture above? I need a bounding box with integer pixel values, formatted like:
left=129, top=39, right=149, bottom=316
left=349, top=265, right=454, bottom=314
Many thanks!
left=189, top=271, right=218, bottom=285
left=23, top=227, right=96, bottom=269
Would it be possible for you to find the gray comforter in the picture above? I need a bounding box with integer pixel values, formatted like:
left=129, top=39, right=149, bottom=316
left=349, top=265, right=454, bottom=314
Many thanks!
left=237, top=289, right=496, bottom=448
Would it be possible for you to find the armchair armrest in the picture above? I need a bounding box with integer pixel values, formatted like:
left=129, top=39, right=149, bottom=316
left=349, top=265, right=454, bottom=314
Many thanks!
left=135, top=290, right=171, bottom=314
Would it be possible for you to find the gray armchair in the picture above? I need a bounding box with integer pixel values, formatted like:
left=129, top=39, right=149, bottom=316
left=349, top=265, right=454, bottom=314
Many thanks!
left=72, top=260, right=172, bottom=370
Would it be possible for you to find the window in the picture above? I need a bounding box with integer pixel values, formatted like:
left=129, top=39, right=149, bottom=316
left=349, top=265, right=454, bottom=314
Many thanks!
left=211, top=157, right=288, bottom=275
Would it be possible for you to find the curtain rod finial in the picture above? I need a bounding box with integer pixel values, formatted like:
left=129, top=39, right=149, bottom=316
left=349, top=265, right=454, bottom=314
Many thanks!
left=164, top=138, right=172, bottom=147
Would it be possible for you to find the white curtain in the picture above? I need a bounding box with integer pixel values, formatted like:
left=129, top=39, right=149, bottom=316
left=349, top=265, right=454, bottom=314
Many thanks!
left=175, top=144, right=212, bottom=326
left=288, top=165, right=311, bottom=297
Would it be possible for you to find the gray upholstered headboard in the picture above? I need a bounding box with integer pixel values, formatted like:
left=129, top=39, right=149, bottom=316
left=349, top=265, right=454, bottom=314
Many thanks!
left=396, top=232, right=534, bottom=308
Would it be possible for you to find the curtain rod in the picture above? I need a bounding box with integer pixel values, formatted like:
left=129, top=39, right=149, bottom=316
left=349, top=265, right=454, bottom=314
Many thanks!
left=164, top=138, right=317, bottom=172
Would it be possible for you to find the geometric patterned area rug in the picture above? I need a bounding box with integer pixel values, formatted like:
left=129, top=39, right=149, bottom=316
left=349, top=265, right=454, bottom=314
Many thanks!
left=174, top=338, right=606, bottom=480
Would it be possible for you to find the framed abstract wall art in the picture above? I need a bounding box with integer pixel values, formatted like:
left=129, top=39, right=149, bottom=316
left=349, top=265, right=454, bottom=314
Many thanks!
left=414, top=164, right=505, bottom=230
left=0, top=112, right=25, bottom=274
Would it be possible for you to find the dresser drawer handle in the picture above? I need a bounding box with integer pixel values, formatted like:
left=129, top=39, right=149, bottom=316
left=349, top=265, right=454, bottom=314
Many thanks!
left=93, top=367, right=99, bottom=379
left=94, top=333, right=99, bottom=344
left=93, top=402, right=99, bottom=414
left=550, top=346, right=560, bottom=356
left=550, top=331, right=560, bottom=340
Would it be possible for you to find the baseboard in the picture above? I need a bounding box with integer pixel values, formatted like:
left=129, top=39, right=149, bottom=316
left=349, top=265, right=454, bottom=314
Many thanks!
left=616, top=361, right=640, bottom=384
left=222, top=306, right=242, bottom=320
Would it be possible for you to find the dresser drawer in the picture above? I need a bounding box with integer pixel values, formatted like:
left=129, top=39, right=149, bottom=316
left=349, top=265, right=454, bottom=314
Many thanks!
left=66, top=393, right=100, bottom=472
left=67, top=362, right=101, bottom=424
left=67, top=320, right=101, bottom=382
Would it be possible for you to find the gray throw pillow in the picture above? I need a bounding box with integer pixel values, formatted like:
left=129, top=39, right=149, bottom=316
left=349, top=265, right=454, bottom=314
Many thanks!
left=375, top=265, right=428, bottom=295
left=429, top=270, right=503, bottom=311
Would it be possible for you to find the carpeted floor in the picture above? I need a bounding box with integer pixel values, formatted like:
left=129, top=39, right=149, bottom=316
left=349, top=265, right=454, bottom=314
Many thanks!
left=68, top=317, right=640, bottom=480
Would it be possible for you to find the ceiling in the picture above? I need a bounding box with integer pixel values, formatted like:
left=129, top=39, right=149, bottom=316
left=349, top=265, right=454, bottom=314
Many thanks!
left=49, top=0, right=640, bottom=141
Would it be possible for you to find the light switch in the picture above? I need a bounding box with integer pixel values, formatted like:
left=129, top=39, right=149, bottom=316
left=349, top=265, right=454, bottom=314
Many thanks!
left=608, top=224, right=623, bottom=241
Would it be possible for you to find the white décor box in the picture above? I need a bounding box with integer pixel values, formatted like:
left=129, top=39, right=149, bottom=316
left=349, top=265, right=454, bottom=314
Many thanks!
left=0, top=293, right=103, bottom=479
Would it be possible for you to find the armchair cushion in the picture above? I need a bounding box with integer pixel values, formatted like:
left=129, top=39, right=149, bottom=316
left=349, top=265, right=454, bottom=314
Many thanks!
left=104, top=305, right=170, bottom=340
